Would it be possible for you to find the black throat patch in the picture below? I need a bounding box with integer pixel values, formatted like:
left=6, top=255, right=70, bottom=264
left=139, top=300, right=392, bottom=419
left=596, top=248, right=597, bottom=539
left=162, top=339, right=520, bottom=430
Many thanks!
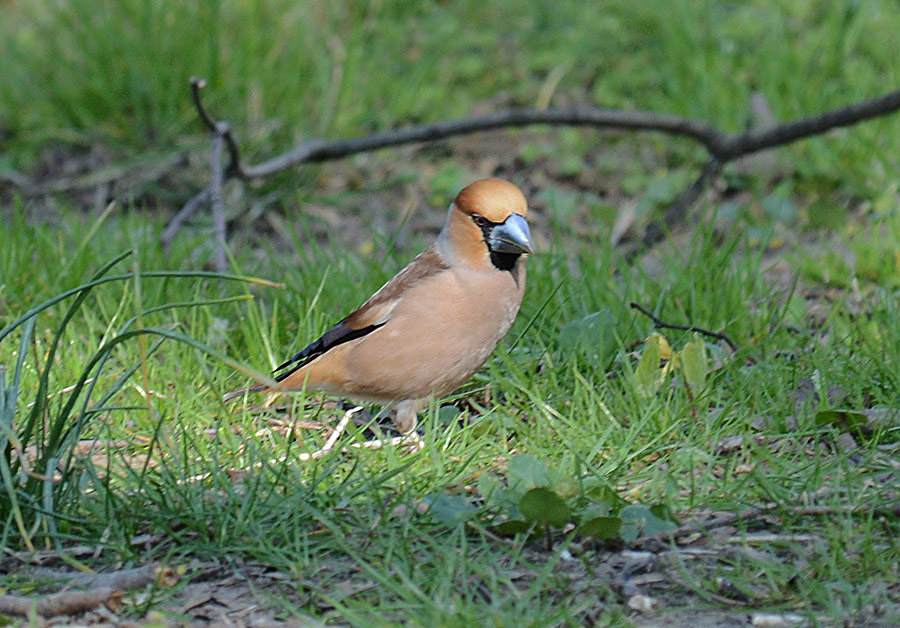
left=490, top=250, right=519, bottom=271
left=474, top=216, right=522, bottom=273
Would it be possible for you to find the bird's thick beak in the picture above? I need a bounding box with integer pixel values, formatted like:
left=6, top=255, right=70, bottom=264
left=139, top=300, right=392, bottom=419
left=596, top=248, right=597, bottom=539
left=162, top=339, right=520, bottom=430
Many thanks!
left=489, top=213, right=533, bottom=255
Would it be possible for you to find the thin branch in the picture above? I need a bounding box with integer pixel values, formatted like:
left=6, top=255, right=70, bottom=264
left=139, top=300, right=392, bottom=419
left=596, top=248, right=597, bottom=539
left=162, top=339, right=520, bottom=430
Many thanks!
left=188, top=83, right=900, bottom=181
left=190, top=76, right=242, bottom=176
left=186, top=77, right=235, bottom=270
left=629, top=301, right=738, bottom=352
left=716, top=89, right=900, bottom=160
left=633, top=501, right=900, bottom=552
left=171, top=80, right=900, bottom=251
left=236, top=107, right=724, bottom=179
left=0, top=564, right=171, bottom=617
left=0, top=588, right=122, bottom=617
left=629, top=157, right=723, bottom=259
left=210, top=130, right=227, bottom=273
left=160, top=186, right=210, bottom=250
left=189, top=77, right=216, bottom=131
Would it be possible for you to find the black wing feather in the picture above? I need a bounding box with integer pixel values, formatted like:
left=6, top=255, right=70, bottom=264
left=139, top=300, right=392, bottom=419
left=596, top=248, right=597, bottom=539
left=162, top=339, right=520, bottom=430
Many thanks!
left=272, top=320, right=384, bottom=382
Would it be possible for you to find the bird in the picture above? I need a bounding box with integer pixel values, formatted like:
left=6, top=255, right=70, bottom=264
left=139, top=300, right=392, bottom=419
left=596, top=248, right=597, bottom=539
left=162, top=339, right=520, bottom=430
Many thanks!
left=227, top=178, right=533, bottom=436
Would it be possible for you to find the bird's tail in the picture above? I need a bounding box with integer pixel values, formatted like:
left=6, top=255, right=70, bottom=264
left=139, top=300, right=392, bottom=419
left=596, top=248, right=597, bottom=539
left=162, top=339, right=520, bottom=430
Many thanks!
left=222, top=382, right=269, bottom=402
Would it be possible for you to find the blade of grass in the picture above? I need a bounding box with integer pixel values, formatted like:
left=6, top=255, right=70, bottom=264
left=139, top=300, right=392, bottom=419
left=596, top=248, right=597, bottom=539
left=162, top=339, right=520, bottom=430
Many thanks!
left=0, top=317, right=37, bottom=551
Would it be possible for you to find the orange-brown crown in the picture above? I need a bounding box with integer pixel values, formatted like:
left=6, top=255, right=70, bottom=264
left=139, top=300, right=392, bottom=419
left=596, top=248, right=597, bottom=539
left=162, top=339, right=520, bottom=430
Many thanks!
left=453, top=178, right=528, bottom=222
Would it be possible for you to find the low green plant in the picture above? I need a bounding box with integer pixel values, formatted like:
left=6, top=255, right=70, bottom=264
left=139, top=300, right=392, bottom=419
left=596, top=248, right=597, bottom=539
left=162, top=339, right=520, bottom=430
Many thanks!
left=0, top=249, right=277, bottom=551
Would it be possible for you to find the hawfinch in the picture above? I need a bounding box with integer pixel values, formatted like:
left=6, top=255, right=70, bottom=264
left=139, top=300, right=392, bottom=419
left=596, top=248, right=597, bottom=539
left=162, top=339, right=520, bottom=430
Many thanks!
left=229, top=178, right=533, bottom=434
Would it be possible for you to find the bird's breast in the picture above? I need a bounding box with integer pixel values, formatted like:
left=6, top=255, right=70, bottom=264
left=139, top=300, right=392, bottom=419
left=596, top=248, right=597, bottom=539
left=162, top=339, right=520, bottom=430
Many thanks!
left=339, top=262, right=525, bottom=400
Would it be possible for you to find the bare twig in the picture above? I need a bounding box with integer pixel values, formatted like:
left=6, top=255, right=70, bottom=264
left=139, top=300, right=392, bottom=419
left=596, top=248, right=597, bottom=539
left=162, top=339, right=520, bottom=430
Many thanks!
left=189, top=77, right=217, bottom=132
left=187, top=84, right=900, bottom=182
left=629, top=300, right=739, bottom=352
left=173, top=79, right=900, bottom=255
left=11, top=563, right=170, bottom=591
left=160, top=187, right=210, bottom=250
left=187, top=77, right=234, bottom=270
left=0, top=564, right=171, bottom=617
left=210, top=130, right=227, bottom=273
left=715, top=89, right=900, bottom=160
left=235, top=107, right=723, bottom=179
left=190, top=77, right=243, bottom=176
left=633, top=501, right=900, bottom=551
left=629, top=157, right=724, bottom=259
left=0, top=588, right=122, bottom=617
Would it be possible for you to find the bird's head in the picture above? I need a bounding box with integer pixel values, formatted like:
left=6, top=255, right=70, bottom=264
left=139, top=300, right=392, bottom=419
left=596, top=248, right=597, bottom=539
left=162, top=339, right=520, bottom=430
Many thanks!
left=439, top=178, right=533, bottom=271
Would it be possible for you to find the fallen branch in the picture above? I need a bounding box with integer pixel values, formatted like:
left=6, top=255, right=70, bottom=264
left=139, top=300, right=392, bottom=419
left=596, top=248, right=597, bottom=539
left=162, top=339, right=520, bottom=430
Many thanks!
left=629, top=300, right=738, bottom=352
left=171, top=79, right=900, bottom=259
left=209, top=130, right=227, bottom=273
left=63, top=563, right=171, bottom=590
left=186, top=77, right=231, bottom=272
left=629, top=157, right=723, bottom=258
left=0, top=588, right=122, bottom=618
left=0, top=563, right=174, bottom=618
left=633, top=500, right=900, bottom=552
left=189, top=84, right=900, bottom=180
left=160, top=187, right=211, bottom=251
left=190, top=77, right=243, bottom=177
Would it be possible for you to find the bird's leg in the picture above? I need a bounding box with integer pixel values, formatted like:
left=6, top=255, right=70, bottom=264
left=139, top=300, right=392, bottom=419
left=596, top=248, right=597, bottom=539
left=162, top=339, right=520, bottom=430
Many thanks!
left=297, top=402, right=424, bottom=460
left=347, top=399, right=424, bottom=453
left=391, top=399, right=421, bottom=434
left=393, top=399, right=425, bottom=452
left=296, top=406, right=360, bottom=461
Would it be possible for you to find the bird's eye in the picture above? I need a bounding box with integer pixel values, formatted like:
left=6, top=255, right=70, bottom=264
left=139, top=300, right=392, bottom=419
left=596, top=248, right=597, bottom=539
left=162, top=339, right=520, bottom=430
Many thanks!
left=472, top=215, right=488, bottom=228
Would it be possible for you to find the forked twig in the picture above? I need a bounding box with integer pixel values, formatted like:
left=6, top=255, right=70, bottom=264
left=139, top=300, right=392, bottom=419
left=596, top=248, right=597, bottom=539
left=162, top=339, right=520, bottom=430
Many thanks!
left=629, top=301, right=738, bottom=352
left=187, top=77, right=233, bottom=272
left=0, top=563, right=173, bottom=617
left=172, top=78, right=900, bottom=260
left=188, top=85, right=900, bottom=181
left=190, top=77, right=243, bottom=176
left=633, top=501, right=900, bottom=552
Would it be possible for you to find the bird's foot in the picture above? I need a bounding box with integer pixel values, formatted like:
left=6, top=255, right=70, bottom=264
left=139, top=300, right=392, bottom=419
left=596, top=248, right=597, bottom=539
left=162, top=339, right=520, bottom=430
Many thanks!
left=349, top=429, right=423, bottom=454
left=297, top=407, right=424, bottom=460
left=296, top=406, right=360, bottom=461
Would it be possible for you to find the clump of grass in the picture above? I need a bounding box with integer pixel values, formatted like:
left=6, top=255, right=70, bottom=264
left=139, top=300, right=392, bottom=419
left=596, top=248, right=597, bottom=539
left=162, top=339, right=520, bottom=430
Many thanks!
left=0, top=219, right=280, bottom=551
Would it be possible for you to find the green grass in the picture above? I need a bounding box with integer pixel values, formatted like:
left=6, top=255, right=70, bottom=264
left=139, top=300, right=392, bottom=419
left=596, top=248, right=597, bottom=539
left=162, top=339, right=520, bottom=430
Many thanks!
left=3, top=1, right=900, bottom=197
left=2, top=197, right=899, bottom=624
left=2, top=1, right=900, bottom=626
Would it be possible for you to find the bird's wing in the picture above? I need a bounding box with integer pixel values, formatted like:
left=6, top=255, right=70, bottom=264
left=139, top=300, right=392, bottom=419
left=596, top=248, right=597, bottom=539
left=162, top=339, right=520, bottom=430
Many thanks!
left=272, top=246, right=448, bottom=382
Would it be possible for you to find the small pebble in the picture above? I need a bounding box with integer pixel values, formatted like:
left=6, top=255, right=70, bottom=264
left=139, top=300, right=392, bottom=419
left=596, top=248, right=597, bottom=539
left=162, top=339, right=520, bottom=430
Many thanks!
left=626, top=594, right=658, bottom=613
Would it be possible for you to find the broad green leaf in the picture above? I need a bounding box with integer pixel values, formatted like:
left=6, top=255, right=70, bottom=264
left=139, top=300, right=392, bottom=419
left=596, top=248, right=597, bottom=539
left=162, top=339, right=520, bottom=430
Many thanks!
left=438, top=405, right=461, bottom=423
left=649, top=503, right=680, bottom=526
left=679, top=334, right=708, bottom=391
left=507, top=453, right=551, bottom=490
left=634, top=333, right=667, bottom=399
left=519, top=488, right=571, bottom=528
left=620, top=504, right=678, bottom=537
left=425, top=493, right=477, bottom=526
left=814, top=409, right=868, bottom=433
left=557, top=308, right=617, bottom=363
left=585, top=483, right=629, bottom=510
left=579, top=516, right=623, bottom=540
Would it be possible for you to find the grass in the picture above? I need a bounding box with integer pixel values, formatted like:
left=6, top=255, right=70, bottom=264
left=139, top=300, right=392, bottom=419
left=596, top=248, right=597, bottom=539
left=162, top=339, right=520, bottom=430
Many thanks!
left=2, top=197, right=899, bottom=625
left=2, top=0, right=900, bottom=626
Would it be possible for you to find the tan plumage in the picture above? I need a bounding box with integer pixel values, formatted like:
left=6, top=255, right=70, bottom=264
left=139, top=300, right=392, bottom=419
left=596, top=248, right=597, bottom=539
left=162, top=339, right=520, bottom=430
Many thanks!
left=229, top=178, right=533, bottom=434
